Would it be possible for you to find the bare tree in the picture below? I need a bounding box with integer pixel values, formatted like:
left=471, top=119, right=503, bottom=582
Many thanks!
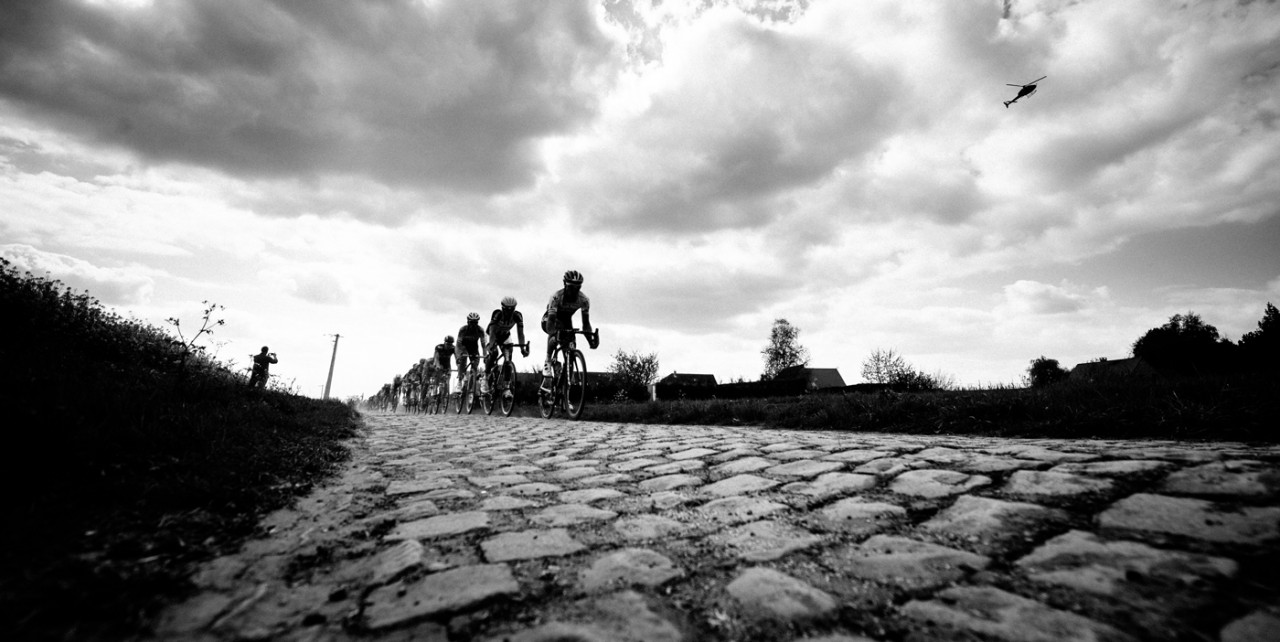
left=761, top=318, right=810, bottom=380
left=861, top=348, right=908, bottom=384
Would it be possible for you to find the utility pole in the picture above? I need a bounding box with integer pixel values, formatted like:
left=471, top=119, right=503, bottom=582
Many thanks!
left=323, top=333, right=341, bottom=400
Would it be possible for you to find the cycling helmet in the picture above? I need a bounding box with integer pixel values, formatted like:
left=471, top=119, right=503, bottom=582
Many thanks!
left=501, top=296, right=517, bottom=307
left=467, top=312, right=481, bottom=322
left=444, top=335, right=454, bottom=343
left=563, top=269, right=584, bottom=285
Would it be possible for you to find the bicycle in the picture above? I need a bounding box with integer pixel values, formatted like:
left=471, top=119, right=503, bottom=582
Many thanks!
left=480, top=342, right=529, bottom=416
left=538, top=328, right=599, bottom=420
left=456, top=357, right=481, bottom=415
left=429, top=371, right=450, bottom=414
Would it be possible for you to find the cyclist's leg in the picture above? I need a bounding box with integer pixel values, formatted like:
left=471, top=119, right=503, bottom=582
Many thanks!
left=456, top=354, right=469, bottom=388
left=543, top=315, right=559, bottom=376
left=483, top=331, right=498, bottom=372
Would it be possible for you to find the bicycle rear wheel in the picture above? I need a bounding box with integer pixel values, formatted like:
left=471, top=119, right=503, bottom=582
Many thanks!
left=499, top=362, right=516, bottom=417
left=566, top=350, right=587, bottom=420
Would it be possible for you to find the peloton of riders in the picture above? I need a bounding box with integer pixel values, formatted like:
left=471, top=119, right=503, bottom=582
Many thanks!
left=413, top=270, right=598, bottom=402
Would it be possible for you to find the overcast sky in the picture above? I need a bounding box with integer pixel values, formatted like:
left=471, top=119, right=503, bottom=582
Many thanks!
left=3, top=0, right=1278, bottom=398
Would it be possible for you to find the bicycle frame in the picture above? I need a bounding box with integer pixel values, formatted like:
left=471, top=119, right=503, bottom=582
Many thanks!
left=482, top=342, right=528, bottom=416
left=429, top=370, right=451, bottom=414
left=539, top=328, right=597, bottom=420
left=457, top=357, right=481, bottom=415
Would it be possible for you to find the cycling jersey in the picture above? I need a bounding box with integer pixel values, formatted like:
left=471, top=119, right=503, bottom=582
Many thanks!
left=488, top=309, right=524, bottom=340
left=457, top=323, right=486, bottom=355
left=545, top=288, right=590, bottom=328
left=488, top=309, right=524, bottom=334
left=433, top=343, right=456, bottom=367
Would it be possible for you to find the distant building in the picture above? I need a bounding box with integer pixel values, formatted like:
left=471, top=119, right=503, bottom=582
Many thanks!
left=657, top=372, right=718, bottom=387
left=652, top=371, right=718, bottom=401
left=1069, top=357, right=1158, bottom=382
left=773, top=366, right=846, bottom=391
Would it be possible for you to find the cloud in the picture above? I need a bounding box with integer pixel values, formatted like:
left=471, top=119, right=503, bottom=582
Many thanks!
left=561, top=7, right=901, bottom=234
left=262, top=268, right=350, bottom=306
left=999, top=279, right=1101, bottom=315
left=0, top=0, right=618, bottom=194
left=0, top=243, right=154, bottom=305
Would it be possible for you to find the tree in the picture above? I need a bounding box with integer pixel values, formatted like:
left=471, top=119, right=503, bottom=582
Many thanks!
left=761, top=318, right=810, bottom=380
left=1132, top=311, right=1234, bottom=375
left=1025, top=356, right=1069, bottom=388
left=1239, top=302, right=1279, bottom=370
left=608, top=349, right=659, bottom=402
left=861, top=348, right=910, bottom=384
left=860, top=347, right=950, bottom=391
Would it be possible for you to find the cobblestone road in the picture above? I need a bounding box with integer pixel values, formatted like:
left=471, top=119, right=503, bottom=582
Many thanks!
left=153, top=414, right=1280, bottom=641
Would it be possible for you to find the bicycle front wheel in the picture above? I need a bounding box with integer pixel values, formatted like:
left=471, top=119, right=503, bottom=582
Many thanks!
left=538, top=376, right=555, bottom=419
left=566, top=350, right=587, bottom=420
left=481, top=375, right=494, bottom=415
left=499, top=362, right=516, bottom=417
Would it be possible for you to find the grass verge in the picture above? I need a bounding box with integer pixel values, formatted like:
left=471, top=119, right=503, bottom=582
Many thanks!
left=0, top=259, right=363, bottom=641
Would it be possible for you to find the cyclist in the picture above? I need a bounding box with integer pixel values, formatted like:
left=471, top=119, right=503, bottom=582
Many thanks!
left=456, top=313, right=487, bottom=391
left=541, top=269, right=597, bottom=391
left=422, top=355, right=439, bottom=394
left=484, top=296, right=530, bottom=378
left=431, top=335, right=456, bottom=393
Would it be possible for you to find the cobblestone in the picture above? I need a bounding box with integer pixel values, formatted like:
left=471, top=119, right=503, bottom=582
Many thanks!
left=889, top=468, right=991, bottom=498
left=726, top=567, right=838, bottom=620
left=901, top=586, right=1136, bottom=641
left=708, top=519, right=825, bottom=561
left=781, top=471, right=877, bottom=501
left=481, top=528, right=586, bottom=561
left=1098, top=493, right=1280, bottom=545
left=579, top=548, right=684, bottom=591
left=149, top=415, right=1280, bottom=641
left=364, top=563, right=519, bottom=629
left=808, top=497, right=907, bottom=535
left=1016, top=529, right=1237, bottom=596
left=826, top=534, right=990, bottom=588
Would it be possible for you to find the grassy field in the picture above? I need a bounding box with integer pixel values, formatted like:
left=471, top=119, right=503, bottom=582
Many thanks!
left=583, top=375, right=1280, bottom=442
left=0, top=259, right=364, bottom=641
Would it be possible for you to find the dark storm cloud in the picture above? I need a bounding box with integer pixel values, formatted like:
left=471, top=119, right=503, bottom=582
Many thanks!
left=0, top=0, right=616, bottom=193
left=565, top=15, right=901, bottom=234
left=0, top=136, right=117, bottom=180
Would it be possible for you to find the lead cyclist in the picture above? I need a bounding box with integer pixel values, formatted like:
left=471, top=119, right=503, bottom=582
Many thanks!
left=541, top=269, right=598, bottom=391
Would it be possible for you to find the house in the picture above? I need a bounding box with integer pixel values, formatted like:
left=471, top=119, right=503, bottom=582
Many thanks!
left=773, top=365, right=844, bottom=391
left=1069, top=357, right=1158, bottom=382
left=773, top=366, right=847, bottom=391
left=657, top=372, right=718, bottom=387
left=652, top=371, right=718, bottom=401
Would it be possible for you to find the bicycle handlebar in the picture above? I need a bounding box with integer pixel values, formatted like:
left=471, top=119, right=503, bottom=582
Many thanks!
left=558, top=328, right=600, bottom=349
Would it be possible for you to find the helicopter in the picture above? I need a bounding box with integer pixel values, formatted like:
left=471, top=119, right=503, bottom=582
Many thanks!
left=1004, top=75, right=1046, bottom=108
